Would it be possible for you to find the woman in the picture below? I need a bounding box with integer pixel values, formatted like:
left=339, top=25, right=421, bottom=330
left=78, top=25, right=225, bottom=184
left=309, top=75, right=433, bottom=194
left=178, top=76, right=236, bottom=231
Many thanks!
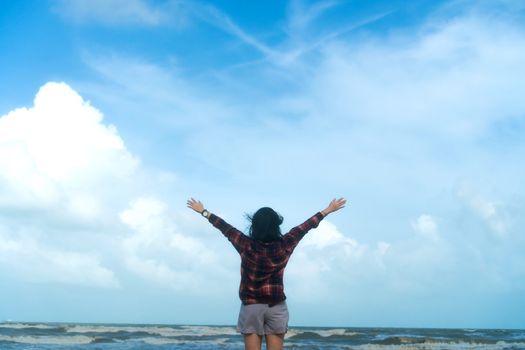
left=187, top=197, right=346, bottom=350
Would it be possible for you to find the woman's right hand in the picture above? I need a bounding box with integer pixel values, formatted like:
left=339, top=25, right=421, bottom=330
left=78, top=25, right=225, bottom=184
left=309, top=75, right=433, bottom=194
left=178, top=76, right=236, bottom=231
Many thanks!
left=322, top=198, right=346, bottom=216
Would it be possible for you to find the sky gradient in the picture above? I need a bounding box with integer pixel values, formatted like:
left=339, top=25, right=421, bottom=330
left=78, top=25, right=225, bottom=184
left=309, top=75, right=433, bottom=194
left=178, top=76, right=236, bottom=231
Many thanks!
left=1, top=0, right=525, bottom=329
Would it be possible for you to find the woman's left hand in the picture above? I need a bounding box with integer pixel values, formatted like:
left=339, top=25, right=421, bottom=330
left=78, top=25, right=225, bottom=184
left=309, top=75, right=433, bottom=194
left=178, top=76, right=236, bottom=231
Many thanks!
left=187, top=198, right=205, bottom=214
left=322, top=197, right=347, bottom=216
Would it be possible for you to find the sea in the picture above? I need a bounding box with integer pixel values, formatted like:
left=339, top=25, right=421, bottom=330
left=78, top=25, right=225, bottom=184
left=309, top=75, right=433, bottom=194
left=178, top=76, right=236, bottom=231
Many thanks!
left=1, top=322, right=524, bottom=349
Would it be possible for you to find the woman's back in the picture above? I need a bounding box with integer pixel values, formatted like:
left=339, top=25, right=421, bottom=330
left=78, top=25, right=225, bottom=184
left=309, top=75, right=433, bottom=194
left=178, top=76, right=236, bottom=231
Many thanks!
left=208, top=211, right=325, bottom=305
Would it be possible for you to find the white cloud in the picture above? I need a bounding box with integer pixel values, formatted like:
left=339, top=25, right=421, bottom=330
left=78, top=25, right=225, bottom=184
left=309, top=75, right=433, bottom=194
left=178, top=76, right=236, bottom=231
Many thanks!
left=0, top=82, right=138, bottom=216
left=119, top=197, right=230, bottom=291
left=302, top=220, right=363, bottom=255
left=0, top=230, right=119, bottom=288
left=411, top=214, right=439, bottom=241
left=307, top=16, right=525, bottom=137
left=287, top=0, right=339, bottom=33
left=457, top=186, right=509, bottom=237
left=0, top=81, right=237, bottom=295
left=53, top=0, right=171, bottom=26
left=374, top=241, right=391, bottom=268
left=82, top=54, right=239, bottom=131
left=287, top=220, right=368, bottom=301
left=0, top=82, right=139, bottom=287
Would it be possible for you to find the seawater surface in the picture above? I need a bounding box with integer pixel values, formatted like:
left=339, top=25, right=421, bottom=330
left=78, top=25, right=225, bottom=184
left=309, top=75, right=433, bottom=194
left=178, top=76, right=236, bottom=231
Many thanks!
left=1, top=322, right=524, bottom=349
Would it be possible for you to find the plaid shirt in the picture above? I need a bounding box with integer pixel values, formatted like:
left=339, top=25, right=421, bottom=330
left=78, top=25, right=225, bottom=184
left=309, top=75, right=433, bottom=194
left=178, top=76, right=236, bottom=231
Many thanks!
left=209, top=211, right=325, bottom=305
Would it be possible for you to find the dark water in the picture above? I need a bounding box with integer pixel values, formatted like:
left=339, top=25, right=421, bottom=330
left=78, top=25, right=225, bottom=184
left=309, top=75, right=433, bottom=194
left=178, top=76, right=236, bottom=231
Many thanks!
left=1, top=322, right=524, bottom=349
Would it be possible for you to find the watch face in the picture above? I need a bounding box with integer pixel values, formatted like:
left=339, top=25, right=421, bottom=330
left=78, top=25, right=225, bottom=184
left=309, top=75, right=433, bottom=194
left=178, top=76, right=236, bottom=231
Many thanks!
left=202, top=210, right=209, bottom=217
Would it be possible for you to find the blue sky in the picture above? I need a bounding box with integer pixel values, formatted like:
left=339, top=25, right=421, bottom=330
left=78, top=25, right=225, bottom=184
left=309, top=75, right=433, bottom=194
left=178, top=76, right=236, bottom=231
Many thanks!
left=1, top=0, right=525, bottom=329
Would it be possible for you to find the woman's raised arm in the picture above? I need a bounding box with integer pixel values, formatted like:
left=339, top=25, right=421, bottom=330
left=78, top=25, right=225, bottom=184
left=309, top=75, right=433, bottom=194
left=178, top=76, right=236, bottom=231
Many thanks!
left=186, top=197, right=250, bottom=253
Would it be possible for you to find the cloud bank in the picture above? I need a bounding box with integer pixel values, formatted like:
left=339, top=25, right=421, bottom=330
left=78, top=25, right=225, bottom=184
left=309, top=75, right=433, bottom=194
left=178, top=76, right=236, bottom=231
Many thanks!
left=0, top=82, right=138, bottom=287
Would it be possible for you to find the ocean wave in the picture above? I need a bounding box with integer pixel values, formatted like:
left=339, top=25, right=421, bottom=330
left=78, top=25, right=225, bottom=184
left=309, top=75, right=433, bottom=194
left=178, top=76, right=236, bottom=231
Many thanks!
left=139, top=337, right=185, bottom=345
left=66, top=324, right=152, bottom=334
left=287, top=328, right=361, bottom=339
left=0, top=334, right=95, bottom=345
left=139, top=336, right=231, bottom=346
left=373, top=335, right=525, bottom=346
left=351, top=340, right=525, bottom=350
left=373, top=336, right=444, bottom=345
left=65, top=324, right=237, bottom=337
left=0, top=323, right=60, bottom=330
left=179, top=325, right=238, bottom=336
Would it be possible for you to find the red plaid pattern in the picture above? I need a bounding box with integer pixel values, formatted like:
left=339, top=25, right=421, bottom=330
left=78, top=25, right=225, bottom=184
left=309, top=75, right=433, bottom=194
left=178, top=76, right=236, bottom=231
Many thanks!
left=209, top=211, right=325, bottom=305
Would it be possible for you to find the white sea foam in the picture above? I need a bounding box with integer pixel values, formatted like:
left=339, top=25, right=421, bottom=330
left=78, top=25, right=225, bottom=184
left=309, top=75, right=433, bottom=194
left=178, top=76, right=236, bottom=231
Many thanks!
left=139, top=337, right=185, bottom=345
left=65, top=324, right=237, bottom=337
left=0, top=334, right=94, bottom=345
left=179, top=325, right=238, bottom=336
left=316, top=328, right=360, bottom=337
left=285, top=328, right=361, bottom=339
left=0, top=323, right=58, bottom=330
left=285, top=329, right=298, bottom=339
left=347, top=340, right=525, bottom=350
left=462, top=328, right=478, bottom=332
left=140, top=336, right=231, bottom=345
left=66, top=325, right=145, bottom=334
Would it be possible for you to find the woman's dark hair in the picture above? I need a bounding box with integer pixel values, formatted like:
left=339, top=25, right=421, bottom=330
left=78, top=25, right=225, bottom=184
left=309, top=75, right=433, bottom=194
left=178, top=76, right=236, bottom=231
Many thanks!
left=246, top=207, right=283, bottom=243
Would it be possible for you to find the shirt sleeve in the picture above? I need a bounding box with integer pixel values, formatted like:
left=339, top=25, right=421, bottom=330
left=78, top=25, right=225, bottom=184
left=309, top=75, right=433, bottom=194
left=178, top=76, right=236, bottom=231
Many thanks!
left=208, top=213, right=251, bottom=254
left=282, top=211, right=325, bottom=252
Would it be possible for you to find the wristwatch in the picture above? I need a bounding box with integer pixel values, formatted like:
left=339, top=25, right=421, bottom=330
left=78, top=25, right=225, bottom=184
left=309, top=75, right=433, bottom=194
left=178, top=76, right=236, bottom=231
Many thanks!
left=201, top=209, right=209, bottom=218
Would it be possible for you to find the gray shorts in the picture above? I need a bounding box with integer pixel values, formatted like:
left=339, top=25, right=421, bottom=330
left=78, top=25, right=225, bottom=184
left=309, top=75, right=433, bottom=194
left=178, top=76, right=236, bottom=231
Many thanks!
left=237, top=302, right=289, bottom=335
